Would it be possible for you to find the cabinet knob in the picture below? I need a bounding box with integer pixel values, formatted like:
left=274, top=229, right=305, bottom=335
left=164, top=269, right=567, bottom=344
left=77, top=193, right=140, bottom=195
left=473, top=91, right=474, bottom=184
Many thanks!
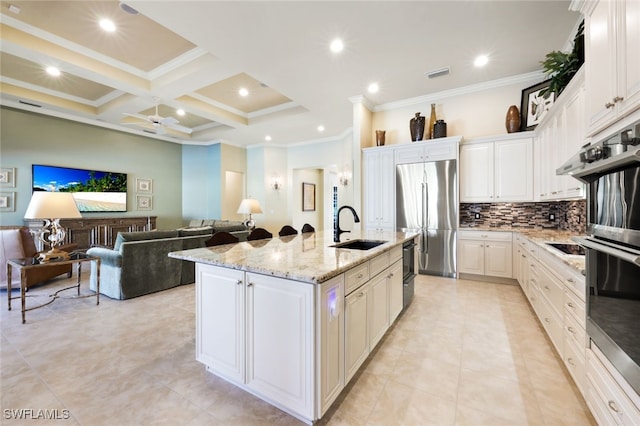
left=613, top=96, right=624, bottom=103
left=567, top=302, right=575, bottom=308
left=567, top=326, right=576, bottom=334
left=567, top=278, right=575, bottom=283
left=247, top=282, right=254, bottom=287
left=544, top=317, right=551, bottom=323
left=605, top=101, right=615, bottom=109
left=356, top=273, right=363, bottom=279
left=608, top=400, right=620, bottom=413
left=236, top=280, right=242, bottom=285
left=357, top=292, right=365, bottom=298
left=567, top=357, right=575, bottom=366
left=544, top=285, right=550, bottom=290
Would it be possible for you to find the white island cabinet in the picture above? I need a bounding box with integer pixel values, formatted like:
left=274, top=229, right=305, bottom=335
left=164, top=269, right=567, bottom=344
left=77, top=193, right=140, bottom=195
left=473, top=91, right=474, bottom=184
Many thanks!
left=173, top=230, right=417, bottom=424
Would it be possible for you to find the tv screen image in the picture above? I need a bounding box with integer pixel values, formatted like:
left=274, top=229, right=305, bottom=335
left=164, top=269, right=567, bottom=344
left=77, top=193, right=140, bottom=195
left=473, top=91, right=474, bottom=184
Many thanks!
left=32, top=164, right=127, bottom=212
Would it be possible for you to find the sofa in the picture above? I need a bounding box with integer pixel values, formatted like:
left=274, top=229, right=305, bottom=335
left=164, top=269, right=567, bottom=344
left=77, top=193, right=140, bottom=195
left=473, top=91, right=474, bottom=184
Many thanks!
left=183, top=219, right=249, bottom=241
left=86, top=228, right=213, bottom=300
left=0, top=227, right=76, bottom=290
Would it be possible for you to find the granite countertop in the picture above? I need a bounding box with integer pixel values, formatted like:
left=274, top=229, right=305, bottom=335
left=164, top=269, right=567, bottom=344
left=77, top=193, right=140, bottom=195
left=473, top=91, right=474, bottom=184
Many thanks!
left=169, top=230, right=418, bottom=284
left=460, top=225, right=585, bottom=274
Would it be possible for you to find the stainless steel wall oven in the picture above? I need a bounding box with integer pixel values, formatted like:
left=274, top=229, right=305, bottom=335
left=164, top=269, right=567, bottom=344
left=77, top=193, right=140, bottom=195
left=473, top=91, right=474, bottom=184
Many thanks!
left=562, top=116, right=640, bottom=394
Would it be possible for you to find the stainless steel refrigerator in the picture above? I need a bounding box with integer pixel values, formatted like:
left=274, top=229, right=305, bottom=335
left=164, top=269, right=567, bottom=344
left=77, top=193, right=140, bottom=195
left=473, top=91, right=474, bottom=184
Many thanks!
left=396, top=160, right=457, bottom=277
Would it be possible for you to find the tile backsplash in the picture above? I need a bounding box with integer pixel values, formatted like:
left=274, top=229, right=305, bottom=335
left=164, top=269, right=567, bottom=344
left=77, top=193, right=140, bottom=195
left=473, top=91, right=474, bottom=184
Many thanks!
left=460, top=200, right=587, bottom=234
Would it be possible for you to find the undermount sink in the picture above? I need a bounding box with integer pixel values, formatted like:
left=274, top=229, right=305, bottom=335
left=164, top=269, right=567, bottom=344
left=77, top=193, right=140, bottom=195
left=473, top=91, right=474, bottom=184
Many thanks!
left=331, top=239, right=387, bottom=250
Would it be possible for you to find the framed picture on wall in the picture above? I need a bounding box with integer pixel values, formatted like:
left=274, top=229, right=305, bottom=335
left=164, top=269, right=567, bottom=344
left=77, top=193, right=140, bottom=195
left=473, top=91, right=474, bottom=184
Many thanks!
left=136, top=195, right=152, bottom=210
left=302, top=182, right=315, bottom=211
left=0, top=192, right=15, bottom=212
left=0, top=167, right=15, bottom=187
left=136, top=178, right=153, bottom=193
left=520, top=80, right=555, bottom=131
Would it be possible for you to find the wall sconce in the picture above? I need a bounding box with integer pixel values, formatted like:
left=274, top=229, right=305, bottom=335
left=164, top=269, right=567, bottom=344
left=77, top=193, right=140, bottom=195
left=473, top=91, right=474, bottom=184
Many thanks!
left=339, top=166, right=351, bottom=187
left=271, top=174, right=282, bottom=191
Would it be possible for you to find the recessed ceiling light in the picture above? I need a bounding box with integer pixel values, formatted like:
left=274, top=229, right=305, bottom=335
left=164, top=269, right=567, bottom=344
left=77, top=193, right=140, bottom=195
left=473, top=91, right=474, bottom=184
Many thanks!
left=176, top=108, right=185, bottom=116
left=99, top=18, right=116, bottom=32
left=474, top=55, right=489, bottom=67
left=239, top=87, right=249, bottom=97
left=330, top=38, right=344, bottom=53
left=368, top=82, right=379, bottom=94
left=265, top=135, right=272, bottom=141
left=317, top=125, right=325, bottom=132
left=45, top=66, right=61, bottom=77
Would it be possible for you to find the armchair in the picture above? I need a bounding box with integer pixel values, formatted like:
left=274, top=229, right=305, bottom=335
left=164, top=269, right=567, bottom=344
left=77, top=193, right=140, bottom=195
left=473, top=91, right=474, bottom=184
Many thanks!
left=0, top=227, right=76, bottom=290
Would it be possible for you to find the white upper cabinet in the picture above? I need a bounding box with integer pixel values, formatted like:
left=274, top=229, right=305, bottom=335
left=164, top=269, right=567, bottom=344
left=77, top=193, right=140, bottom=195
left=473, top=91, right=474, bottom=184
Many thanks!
left=460, top=136, right=533, bottom=203
left=363, top=148, right=395, bottom=231
left=535, top=68, right=586, bottom=201
left=584, top=0, right=640, bottom=136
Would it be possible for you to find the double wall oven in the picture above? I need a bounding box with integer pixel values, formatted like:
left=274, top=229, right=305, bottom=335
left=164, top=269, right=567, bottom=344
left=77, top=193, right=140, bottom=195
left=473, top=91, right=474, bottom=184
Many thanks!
left=560, top=116, right=640, bottom=394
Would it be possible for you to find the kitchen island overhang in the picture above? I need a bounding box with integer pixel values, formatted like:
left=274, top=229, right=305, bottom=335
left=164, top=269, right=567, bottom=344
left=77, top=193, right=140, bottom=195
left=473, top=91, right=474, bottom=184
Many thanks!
left=169, top=230, right=418, bottom=424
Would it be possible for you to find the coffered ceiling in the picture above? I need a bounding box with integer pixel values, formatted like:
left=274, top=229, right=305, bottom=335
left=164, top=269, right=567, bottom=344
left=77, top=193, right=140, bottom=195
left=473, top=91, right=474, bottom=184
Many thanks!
left=0, top=1, right=580, bottom=147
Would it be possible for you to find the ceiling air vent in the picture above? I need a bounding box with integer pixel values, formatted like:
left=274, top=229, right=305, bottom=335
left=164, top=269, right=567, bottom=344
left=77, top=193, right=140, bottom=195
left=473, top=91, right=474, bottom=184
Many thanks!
left=425, top=67, right=450, bottom=79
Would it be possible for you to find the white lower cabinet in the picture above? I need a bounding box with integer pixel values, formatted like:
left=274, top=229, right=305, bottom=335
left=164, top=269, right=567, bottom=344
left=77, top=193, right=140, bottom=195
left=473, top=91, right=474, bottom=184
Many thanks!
left=587, top=345, right=640, bottom=425
left=388, top=260, right=403, bottom=324
left=196, top=264, right=315, bottom=420
left=368, top=272, right=390, bottom=350
left=317, top=275, right=344, bottom=416
left=458, top=231, right=513, bottom=278
left=345, top=282, right=369, bottom=382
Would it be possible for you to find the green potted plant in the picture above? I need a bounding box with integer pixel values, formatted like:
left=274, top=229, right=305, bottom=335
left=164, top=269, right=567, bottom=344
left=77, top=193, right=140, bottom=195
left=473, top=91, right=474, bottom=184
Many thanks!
left=540, top=20, right=584, bottom=98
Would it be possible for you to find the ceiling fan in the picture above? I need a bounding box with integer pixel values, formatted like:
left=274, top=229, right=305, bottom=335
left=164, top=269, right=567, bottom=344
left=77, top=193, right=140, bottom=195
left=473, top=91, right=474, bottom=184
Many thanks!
left=122, top=99, right=193, bottom=136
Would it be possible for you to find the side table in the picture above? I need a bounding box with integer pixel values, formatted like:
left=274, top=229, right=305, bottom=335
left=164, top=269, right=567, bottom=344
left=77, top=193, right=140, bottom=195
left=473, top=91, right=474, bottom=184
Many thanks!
left=6, top=253, right=100, bottom=323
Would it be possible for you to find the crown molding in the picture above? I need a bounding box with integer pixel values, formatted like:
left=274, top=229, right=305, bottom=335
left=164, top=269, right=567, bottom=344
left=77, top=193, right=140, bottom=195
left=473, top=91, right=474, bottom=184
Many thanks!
left=373, top=71, right=546, bottom=112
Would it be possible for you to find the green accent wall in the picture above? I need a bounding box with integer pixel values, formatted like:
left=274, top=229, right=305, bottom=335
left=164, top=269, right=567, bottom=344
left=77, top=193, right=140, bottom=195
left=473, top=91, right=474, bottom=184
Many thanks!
left=0, top=107, right=183, bottom=229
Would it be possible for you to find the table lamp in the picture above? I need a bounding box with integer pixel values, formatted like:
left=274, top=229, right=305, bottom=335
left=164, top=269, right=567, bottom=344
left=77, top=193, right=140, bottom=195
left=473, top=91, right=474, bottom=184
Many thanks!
left=237, top=198, right=263, bottom=230
left=24, top=192, right=82, bottom=261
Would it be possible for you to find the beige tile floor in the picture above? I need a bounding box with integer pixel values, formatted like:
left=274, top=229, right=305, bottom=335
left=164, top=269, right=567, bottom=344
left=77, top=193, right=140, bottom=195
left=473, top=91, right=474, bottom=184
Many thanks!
left=1, top=273, right=595, bottom=425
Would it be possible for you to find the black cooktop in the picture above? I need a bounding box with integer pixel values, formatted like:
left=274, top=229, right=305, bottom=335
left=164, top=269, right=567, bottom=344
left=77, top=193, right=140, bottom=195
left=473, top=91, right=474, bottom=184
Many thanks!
left=546, top=243, right=586, bottom=256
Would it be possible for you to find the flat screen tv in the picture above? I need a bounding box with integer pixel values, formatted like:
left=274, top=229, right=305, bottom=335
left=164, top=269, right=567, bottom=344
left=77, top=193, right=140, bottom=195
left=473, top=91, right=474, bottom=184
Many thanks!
left=32, top=164, right=127, bottom=212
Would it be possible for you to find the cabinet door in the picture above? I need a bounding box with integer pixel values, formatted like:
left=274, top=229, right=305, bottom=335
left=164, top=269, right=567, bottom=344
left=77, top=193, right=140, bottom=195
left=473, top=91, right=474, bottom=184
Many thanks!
left=560, top=85, right=586, bottom=198
left=460, top=143, right=494, bottom=202
left=196, top=264, right=245, bottom=383
left=363, top=150, right=395, bottom=231
left=494, top=138, right=533, bottom=202
left=317, top=276, right=344, bottom=416
left=458, top=239, right=485, bottom=275
left=345, top=285, right=369, bottom=382
left=618, top=0, right=640, bottom=118
left=586, top=0, right=618, bottom=133
left=395, top=144, right=426, bottom=164
left=368, top=272, right=389, bottom=350
left=484, top=241, right=513, bottom=278
left=388, top=260, right=403, bottom=324
left=245, top=273, right=314, bottom=418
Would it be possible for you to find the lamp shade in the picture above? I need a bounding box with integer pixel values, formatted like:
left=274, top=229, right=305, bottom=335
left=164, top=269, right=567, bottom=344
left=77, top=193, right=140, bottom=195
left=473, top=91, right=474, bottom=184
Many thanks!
left=237, top=198, right=263, bottom=215
left=24, top=192, right=82, bottom=219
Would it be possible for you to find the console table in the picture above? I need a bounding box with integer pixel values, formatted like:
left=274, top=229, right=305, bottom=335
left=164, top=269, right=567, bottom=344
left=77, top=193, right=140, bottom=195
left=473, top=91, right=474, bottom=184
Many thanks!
left=25, top=216, right=156, bottom=250
left=7, top=253, right=100, bottom=323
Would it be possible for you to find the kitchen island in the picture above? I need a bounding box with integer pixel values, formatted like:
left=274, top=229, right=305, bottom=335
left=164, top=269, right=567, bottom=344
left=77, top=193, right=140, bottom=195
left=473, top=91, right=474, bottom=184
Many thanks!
left=169, top=230, right=418, bottom=424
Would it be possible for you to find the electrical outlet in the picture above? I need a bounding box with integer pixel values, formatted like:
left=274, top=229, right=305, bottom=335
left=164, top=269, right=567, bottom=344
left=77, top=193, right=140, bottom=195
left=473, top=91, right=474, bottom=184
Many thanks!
left=549, top=213, right=556, bottom=221
left=474, top=213, right=480, bottom=219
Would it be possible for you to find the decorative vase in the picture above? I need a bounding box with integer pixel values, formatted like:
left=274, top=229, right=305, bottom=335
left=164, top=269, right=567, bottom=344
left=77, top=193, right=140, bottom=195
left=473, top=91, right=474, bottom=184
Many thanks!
left=433, top=120, right=447, bottom=138
left=375, top=130, right=386, bottom=146
left=506, top=105, right=521, bottom=133
left=428, top=104, right=437, bottom=139
left=409, top=112, right=425, bottom=141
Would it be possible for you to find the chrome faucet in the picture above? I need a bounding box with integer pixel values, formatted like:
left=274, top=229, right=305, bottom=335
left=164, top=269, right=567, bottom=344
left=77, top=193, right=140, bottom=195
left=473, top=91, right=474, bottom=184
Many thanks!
left=334, top=205, right=361, bottom=242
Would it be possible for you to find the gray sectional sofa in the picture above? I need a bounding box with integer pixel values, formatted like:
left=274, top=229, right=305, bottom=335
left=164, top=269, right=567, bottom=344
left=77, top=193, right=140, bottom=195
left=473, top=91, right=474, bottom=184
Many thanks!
left=86, top=220, right=248, bottom=300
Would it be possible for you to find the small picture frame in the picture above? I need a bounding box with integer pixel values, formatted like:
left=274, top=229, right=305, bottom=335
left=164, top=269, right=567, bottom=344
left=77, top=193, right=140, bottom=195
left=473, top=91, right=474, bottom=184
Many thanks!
left=136, top=195, right=153, bottom=210
left=520, top=80, right=555, bottom=131
left=136, top=178, right=153, bottom=193
left=302, top=182, right=315, bottom=212
left=0, top=191, right=15, bottom=212
left=0, top=167, right=16, bottom=187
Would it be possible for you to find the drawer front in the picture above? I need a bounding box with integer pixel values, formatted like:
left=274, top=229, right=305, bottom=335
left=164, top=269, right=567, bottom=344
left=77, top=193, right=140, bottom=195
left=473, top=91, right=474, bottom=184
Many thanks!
left=389, top=245, right=403, bottom=263
left=564, top=336, right=586, bottom=394
left=537, top=296, right=563, bottom=354
left=587, top=349, right=640, bottom=425
left=564, top=288, right=586, bottom=328
left=538, top=264, right=564, bottom=316
left=564, top=270, right=586, bottom=301
left=564, top=313, right=587, bottom=354
left=458, top=230, right=512, bottom=241
left=345, top=262, right=370, bottom=295
left=369, top=252, right=390, bottom=278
